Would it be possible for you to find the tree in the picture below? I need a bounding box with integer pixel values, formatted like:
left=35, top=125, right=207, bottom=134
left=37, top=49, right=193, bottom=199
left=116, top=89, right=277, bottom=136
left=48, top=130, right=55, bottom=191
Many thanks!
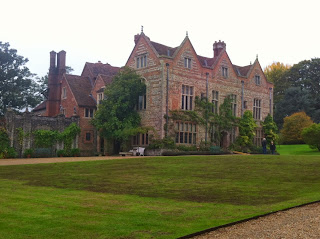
left=281, top=112, right=313, bottom=144
left=302, top=123, right=320, bottom=151
left=275, top=58, right=320, bottom=124
left=264, top=62, right=291, bottom=104
left=262, top=114, right=278, bottom=144
left=210, top=96, right=238, bottom=146
left=0, top=42, right=42, bottom=115
left=236, top=110, right=257, bottom=149
left=274, top=87, right=317, bottom=128
left=92, top=67, right=146, bottom=150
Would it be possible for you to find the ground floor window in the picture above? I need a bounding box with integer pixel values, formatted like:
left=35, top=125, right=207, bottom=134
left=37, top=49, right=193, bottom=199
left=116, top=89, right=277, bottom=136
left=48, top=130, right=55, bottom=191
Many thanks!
left=254, top=128, right=263, bottom=146
left=175, top=121, right=197, bottom=144
left=229, top=127, right=236, bottom=144
left=84, top=130, right=94, bottom=143
left=132, top=133, right=149, bottom=146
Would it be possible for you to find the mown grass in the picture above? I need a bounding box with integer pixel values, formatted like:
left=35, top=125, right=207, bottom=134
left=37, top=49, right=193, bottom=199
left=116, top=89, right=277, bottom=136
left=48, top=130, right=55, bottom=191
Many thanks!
left=277, top=144, right=320, bottom=155
left=1, top=155, right=320, bottom=238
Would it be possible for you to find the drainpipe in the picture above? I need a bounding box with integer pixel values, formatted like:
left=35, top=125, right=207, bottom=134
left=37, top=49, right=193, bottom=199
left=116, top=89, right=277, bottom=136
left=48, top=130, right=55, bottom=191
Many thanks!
left=205, top=72, right=209, bottom=143
left=165, top=63, right=169, bottom=137
left=269, top=88, right=272, bottom=115
left=241, top=81, right=244, bottom=117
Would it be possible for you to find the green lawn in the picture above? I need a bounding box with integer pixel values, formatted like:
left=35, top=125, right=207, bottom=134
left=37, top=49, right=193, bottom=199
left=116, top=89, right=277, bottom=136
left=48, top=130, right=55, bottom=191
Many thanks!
left=1, top=155, right=320, bottom=238
left=277, top=144, right=320, bottom=155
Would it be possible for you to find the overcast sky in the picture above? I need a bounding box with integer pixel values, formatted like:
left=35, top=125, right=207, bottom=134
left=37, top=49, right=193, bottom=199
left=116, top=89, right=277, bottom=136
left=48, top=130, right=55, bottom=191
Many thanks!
left=2, top=0, right=320, bottom=77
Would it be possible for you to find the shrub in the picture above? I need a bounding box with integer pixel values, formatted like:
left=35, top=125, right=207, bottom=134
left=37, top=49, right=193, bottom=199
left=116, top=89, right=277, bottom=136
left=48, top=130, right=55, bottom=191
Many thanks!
left=34, top=148, right=52, bottom=158
left=302, top=123, right=320, bottom=151
left=281, top=112, right=313, bottom=144
left=147, top=137, right=176, bottom=150
left=70, top=148, right=80, bottom=157
left=23, top=148, right=34, bottom=158
left=176, top=145, right=197, bottom=151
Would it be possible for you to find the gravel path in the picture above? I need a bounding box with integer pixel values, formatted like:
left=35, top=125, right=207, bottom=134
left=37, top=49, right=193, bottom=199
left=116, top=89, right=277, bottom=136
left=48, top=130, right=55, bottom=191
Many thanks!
left=192, top=202, right=320, bottom=239
left=0, top=156, right=145, bottom=166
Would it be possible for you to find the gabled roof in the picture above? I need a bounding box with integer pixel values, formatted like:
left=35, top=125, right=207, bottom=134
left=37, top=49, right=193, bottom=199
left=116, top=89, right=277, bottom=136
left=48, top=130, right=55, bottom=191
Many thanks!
left=197, top=55, right=218, bottom=68
left=99, top=74, right=114, bottom=85
left=32, top=100, right=47, bottom=112
left=82, top=62, right=120, bottom=78
left=233, top=64, right=252, bottom=77
left=65, top=74, right=96, bottom=107
left=150, top=41, right=178, bottom=57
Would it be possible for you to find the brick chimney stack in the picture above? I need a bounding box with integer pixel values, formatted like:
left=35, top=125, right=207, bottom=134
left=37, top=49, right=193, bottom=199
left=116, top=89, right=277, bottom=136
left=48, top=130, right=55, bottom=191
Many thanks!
left=46, top=50, right=66, bottom=117
left=134, top=34, right=140, bottom=44
left=213, top=40, right=226, bottom=57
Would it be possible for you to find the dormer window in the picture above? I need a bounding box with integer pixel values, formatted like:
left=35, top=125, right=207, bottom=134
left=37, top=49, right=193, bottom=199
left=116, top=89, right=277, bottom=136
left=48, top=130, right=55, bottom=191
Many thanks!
left=97, top=93, right=104, bottom=105
left=255, top=75, right=261, bottom=85
left=222, top=66, right=228, bottom=78
left=137, top=54, right=147, bottom=69
left=184, top=58, right=191, bottom=69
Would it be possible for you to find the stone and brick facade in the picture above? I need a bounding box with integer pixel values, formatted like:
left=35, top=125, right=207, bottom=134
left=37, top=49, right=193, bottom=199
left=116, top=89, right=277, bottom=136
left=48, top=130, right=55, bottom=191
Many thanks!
left=29, top=30, right=273, bottom=155
left=126, top=32, right=273, bottom=147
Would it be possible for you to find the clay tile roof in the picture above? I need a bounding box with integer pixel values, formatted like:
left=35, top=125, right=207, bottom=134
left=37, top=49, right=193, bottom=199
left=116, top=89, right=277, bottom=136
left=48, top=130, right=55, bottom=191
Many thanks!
left=150, top=41, right=178, bottom=57
left=99, top=74, right=114, bottom=85
left=86, top=62, right=120, bottom=77
left=65, top=74, right=96, bottom=107
left=233, top=64, right=252, bottom=77
left=197, top=55, right=218, bottom=68
left=32, top=100, right=47, bottom=112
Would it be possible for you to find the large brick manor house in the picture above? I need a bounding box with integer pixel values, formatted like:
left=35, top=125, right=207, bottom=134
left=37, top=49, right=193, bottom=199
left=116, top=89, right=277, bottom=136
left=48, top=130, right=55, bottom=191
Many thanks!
left=30, top=30, right=273, bottom=155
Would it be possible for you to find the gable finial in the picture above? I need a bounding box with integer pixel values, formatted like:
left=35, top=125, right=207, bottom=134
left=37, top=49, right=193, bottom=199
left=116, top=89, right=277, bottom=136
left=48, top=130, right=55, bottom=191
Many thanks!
left=141, top=25, right=144, bottom=33
left=186, top=31, right=188, bottom=37
left=256, top=54, right=258, bottom=59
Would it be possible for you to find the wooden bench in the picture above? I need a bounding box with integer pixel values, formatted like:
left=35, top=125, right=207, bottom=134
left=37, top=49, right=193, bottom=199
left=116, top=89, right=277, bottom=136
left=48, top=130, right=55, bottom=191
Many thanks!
left=119, top=152, right=133, bottom=157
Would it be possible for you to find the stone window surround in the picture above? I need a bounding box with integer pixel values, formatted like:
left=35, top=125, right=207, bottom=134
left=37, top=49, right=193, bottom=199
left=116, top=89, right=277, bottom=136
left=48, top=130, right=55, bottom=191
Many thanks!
left=184, top=57, right=192, bottom=69
left=253, top=98, right=262, bottom=120
left=175, top=121, right=197, bottom=145
left=222, top=66, right=229, bottom=78
left=136, top=54, right=148, bottom=69
left=212, top=90, right=219, bottom=114
left=62, top=87, right=67, bottom=99
left=181, top=85, right=194, bottom=111
left=84, top=108, right=94, bottom=118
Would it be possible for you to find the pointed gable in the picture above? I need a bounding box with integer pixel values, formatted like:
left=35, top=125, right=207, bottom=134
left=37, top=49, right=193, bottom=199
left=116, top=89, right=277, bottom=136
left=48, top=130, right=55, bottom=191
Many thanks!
left=64, top=74, right=96, bottom=107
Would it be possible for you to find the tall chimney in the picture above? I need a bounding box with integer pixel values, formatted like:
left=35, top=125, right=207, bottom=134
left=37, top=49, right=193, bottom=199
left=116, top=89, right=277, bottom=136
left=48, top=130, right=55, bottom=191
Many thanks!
left=57, top=50, right=66, bottom=72
left=50, top=51, right=56, bottom=69
left=213, top=40, right=226, bottom=57
left=46, top=50, right=66, bottom=117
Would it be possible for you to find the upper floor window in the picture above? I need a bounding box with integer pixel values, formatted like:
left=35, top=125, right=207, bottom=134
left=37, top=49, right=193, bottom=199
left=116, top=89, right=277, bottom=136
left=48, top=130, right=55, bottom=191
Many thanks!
left=182, top=85, right=193, bottom=110
left=230, top=94, right=237, bottom=116
left=212, top=90, right=219, bottom=114
left=137, top=94, right=147, bottom=110
left=137, top=54, right=147, bottom=68
left=184, top=58, right=191, bottom=69
left=253, top=99, right=261, bottom=120
left=85, top=108, right=94, bottom=118
left=255, top=75, right=261, bottom=85
left=97, top=93, right=104, bottom=105
left=62, top=87, right=67, bottom=99
left=222, top=66, right=228, bottom=78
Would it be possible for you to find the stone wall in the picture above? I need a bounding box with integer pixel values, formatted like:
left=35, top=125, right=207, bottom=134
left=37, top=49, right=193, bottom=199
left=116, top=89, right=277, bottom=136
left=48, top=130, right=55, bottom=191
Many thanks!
left=5, top=110, right=79, bottom=157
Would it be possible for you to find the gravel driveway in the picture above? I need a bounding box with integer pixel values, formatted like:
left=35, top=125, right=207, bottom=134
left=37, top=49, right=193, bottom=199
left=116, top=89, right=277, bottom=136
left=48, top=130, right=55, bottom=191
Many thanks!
left=192, top=202, right=320, bottom=239
left=0, top=156, right=140, bottom=166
